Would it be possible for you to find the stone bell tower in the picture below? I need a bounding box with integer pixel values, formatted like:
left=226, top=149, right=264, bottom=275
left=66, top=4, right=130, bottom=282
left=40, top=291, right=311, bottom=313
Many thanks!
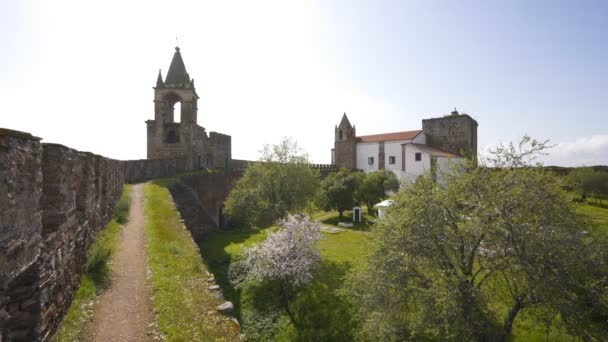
left=146, top=46, right=201, bottom=160
left=332, top=113, right=357, bottom=169
left=145, top=46, right=232, bottom=169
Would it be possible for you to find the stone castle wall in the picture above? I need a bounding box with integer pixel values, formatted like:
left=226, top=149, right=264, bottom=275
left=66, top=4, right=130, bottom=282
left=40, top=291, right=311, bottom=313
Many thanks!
left=167, top=172, right=241, bottom=240
left=0, top=129, right=124, bottom=341
left=122, top=156, right=194, bottom=183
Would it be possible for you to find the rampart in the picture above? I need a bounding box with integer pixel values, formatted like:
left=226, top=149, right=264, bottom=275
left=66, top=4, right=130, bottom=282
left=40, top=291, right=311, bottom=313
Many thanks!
left=0, top=129, right=124, bottom=341
left=122, top=156, right=194, bottom=183
left=167, top=172, right=241, bottom=240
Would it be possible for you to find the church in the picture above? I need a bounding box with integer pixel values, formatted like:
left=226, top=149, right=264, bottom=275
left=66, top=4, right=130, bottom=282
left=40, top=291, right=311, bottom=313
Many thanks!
left=332, top=110, right=478, bottom=184
left=146, top=47, right=231, bottom=169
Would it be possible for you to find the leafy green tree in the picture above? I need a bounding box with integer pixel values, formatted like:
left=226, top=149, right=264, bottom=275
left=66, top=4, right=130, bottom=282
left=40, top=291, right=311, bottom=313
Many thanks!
left=345, top=137, right=608, bottom=341
left=317, top=168, right=358, bottom=218
left=356, top=170, right=400, bottom=213
left=224, top=138, right=319, bottom=227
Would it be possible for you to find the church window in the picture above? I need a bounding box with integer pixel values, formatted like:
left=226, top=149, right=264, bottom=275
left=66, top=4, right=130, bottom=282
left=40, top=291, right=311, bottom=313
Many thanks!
left=368, top=157, right=374, bottom=165
left=166, top=130, right=179, bottom=143
left=415, top=152, right=422, bottom=161
left=389, top=156, right=396, bottom=164
left=339, top=130, right=343, bottom=140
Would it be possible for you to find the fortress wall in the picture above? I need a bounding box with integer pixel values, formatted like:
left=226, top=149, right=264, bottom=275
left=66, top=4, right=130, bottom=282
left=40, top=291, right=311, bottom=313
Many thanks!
left=167, top=172, right=241, bottom=239
left=122, top=156, right=194, bottom=183
left=208, top=132, right=231, bottom=169
left=0, top=129, right=124, bottom=341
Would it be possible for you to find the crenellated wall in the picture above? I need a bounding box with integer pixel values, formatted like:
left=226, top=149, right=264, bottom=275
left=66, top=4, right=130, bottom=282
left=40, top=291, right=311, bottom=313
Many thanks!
left=0, top=129, right=124, bottom=341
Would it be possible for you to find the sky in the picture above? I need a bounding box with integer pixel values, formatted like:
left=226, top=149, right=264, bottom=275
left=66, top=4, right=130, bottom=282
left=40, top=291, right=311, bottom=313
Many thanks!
left=1, top=0, right=607, bottom=166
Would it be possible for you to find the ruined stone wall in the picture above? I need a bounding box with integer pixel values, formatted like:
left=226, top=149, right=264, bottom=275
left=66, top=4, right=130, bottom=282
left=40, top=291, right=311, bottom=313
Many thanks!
left=0, top=129, right=123, bottom=341
left=122, top=156, right=194, bottom=184
left=208, top=132, right=231, bottom=169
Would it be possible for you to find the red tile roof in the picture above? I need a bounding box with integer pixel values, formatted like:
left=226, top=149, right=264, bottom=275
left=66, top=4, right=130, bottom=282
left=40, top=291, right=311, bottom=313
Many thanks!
left=358, top=130, right=422, bottom=143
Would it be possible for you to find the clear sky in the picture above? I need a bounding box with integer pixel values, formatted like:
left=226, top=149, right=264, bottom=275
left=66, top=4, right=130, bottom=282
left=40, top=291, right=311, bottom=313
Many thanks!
left=1, top=0, right=606, bottom=166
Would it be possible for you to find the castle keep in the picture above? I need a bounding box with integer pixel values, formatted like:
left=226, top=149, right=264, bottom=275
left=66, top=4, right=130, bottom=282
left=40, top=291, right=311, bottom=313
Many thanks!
left=146, top=47, right=231, bottom=169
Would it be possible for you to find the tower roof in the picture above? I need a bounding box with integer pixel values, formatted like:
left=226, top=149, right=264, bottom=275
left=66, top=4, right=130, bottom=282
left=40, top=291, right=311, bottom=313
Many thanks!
left=339, top=113, right=352, bottom=128
left=165, top=47, right=191, bottom=86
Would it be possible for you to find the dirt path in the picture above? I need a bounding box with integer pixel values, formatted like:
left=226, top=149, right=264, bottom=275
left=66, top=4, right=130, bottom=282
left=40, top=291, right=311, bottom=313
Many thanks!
left=87, top=184, right=155, bottom=342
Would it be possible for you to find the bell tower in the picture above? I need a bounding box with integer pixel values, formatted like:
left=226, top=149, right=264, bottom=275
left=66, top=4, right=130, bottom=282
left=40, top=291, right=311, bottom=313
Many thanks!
left=146, top=46, right=201, bottom=159
left=333, top=113, right=357, bottom=169
left=153, top=47, right=199, bottom=125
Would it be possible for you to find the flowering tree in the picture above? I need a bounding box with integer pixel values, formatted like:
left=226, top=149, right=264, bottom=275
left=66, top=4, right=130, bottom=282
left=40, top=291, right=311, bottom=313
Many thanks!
left=242, top=214, right=322, bottom=323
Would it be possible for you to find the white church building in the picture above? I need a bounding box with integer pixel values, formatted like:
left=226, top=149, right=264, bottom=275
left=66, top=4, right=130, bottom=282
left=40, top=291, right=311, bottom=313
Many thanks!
left=331, top=110, right=478, bottom=184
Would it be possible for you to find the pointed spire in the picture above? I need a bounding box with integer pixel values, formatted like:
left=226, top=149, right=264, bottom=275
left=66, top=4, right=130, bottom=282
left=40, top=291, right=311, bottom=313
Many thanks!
left=156, top=69, right=164, bottom=87
left=339, top=112, right=352, bottom=128
left=165, top=46, right=191, bottom=86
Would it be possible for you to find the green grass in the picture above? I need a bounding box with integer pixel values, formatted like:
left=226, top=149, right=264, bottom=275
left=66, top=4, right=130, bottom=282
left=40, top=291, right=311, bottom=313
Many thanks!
left=53, top=185, right=132, bottom=342
left=197, top=219, right=370, bottom=341
left=315, top=209, right=374, bottom=231
left=576, top=203, right=608, bottom=235
left=143, top=183, right=240, bottom=341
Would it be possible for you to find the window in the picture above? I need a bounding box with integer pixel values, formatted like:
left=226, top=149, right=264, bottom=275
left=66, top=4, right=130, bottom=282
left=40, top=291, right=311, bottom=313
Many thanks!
left=339, top=130, right=343, bottom=140
left=166, top=130, right=179, bottom=143
left=368, top=157, right=374, bottom=165
left=388, top=156, right=396, bottom=164
left=415, top=152, right=422, bottom=161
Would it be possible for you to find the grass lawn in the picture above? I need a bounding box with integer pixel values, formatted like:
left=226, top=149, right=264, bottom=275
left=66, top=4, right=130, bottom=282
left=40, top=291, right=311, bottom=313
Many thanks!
left=143, top=183, right=240, bottom=341
left=576, top=203, right=608, bottom=235
left=314, top=208, right=375, bottom=231
left=53, top=185, right=132, bottom=342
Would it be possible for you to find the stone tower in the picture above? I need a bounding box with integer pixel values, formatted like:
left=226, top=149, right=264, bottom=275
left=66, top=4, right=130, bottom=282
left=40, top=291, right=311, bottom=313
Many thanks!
left=422, top=109, right=478, bottom=157
left=146, top=47, right=232, bottom=168
left=333, top=113, right=357, bottom=169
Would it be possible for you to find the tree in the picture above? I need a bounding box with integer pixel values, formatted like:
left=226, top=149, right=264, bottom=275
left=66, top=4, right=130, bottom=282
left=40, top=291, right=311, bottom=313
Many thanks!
left=356, top=170, right=400, bottom=213
left=224, top=137, right=320, bottom=227
left=317, top=168, right=358, bottom=218
left=241, top=214, right=322, bottom=324
left=345, top=137, right=608, bottom=341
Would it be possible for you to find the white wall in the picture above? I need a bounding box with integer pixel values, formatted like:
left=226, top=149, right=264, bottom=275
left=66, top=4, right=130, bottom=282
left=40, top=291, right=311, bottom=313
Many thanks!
left=356, top=142, right=379, bottom=172
left=384, top=140, right=406, bottom=179
left=413, top=132, right=426, bottom=144
left=401, top=144, right=431, bottom=184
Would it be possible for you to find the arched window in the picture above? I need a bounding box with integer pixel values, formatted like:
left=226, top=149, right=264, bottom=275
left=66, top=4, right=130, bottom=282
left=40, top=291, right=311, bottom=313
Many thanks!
left=174, top=101, right=181, bottom=123
left=163, top=92, right=182, bottom=123
left=339, top=130, right=343, bottom=140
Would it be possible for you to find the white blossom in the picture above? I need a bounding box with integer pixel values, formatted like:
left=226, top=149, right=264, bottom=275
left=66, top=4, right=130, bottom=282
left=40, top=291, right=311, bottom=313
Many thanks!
left=242, top=214, right=322, bottom=285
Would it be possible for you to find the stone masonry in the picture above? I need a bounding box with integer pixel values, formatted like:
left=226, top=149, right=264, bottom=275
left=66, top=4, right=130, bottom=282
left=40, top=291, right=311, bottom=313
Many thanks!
left=0, top=129, right=123, bottom=342
left=422, top=110, right=478, bottom=157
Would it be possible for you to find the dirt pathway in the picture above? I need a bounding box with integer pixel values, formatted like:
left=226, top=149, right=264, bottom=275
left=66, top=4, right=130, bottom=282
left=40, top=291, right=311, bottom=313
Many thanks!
left=87, top=184, right=155, bottom=341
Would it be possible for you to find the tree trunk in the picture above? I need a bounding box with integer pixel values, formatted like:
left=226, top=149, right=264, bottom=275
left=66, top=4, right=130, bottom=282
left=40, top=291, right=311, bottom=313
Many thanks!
left=502, top=299, right=524, bottom=340
left=338, top=209, right=343, bottom=218
left=279, top=281, right=296, bottom=326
